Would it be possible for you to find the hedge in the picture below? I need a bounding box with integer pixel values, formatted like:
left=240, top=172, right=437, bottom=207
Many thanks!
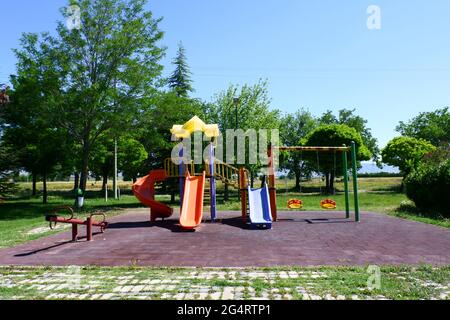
left=404, top=159, right=450, bottom=217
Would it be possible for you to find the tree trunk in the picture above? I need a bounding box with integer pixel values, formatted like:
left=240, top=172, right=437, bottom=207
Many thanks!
left=330, top=171, right=335, bottom=195
left=73, top=172, right=79, bottom=190
left=32, top=172, right=37, bottom=196
left=224, top=183, right=229, bottom=202
left=294, top=171, right=301, bottom=191
left=43, top=171, right=47, bottom=204
left=79, top=138, right=90, bottom=192
left=325, top=172, right=330, bottom=194
left=102, top=174, right=108, bottom=193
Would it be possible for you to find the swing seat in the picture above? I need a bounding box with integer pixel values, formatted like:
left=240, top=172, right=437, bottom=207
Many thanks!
left=320, top=199, right=337, bottom=209
left=287, top=199, right=303, bottom=209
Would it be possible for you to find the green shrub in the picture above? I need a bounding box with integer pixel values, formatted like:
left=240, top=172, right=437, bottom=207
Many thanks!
left=404, top=158, right=450, bottom=217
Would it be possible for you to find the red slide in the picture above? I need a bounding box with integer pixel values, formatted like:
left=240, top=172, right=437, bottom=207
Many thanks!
left=132, top=169, right=173, bottom=221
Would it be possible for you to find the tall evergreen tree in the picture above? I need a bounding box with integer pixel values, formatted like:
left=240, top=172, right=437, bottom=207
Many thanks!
left=168, top=42, right=193, bottom=97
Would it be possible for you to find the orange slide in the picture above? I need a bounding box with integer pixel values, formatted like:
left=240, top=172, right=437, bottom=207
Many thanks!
left=132, top=169, right=173, bottom=221
left=179, top=171, right=206, bottom=230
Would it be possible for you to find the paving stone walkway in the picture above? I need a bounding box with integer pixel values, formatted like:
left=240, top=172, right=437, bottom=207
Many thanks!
left=1, top=267, right=448, bottom=300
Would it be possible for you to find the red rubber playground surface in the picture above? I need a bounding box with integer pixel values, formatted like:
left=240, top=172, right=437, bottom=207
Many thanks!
left=0, top=209, right=449, bottom=267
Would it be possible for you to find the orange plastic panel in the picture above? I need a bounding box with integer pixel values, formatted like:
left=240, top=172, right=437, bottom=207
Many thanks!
left=132, top=169, right=173, bottom=221
left=179, top=171, right=206, bottom=230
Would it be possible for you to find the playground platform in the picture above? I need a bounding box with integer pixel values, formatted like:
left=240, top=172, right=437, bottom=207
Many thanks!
left=0, top=209, right=449, bottom=267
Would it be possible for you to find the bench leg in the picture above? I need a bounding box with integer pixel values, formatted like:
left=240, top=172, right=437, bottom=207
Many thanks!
left=86, top=217, right=93, bottom=241
left=72, top=224, right=78, bottom=242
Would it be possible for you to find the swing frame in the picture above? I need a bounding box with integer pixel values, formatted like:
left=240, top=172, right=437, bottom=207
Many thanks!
left=267, top=142, right=360, bottom=222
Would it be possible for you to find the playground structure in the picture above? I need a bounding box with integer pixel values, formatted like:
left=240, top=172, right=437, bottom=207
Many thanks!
left=132, top=116, right=361, bottom=231
left=133, top=116, right=267, bottom=229
left=133, top=116, right=226, bottom=229
left=264, top=144, right=360, bottom=222
left=45, top=206, right=108, bottom=242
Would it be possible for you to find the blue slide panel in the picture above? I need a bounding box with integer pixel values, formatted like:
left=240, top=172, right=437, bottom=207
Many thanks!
left=248, top=183, right=272, bottom=229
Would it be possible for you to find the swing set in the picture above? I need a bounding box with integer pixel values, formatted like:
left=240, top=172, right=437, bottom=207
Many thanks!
left=267, top=141, right=360, bottom=222
left=285, top=147, right=339, bottom=210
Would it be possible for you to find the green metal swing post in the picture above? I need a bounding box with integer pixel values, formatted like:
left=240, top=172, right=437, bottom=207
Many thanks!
left=351, top=141, right=360, bottom=222
left=342, top=145, right=350, bottom=219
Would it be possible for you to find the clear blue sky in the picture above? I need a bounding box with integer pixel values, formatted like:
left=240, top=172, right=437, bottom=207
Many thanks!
left=1, top=0, right=449, bottom=148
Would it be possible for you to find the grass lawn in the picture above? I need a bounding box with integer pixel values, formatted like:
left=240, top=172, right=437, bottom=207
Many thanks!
left=0, top=265, right=448, bottom=300
left=0, top=177, right=448, bottom=249
left=0, top=193, right=140, bottom=248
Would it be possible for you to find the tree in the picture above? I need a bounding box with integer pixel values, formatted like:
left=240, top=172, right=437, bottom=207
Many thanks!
left=168, top=42, right=193, bottom=97
left=279, top=109, right=318, bottom=190
left=319, top=109, right=379, bottom=163
left=90, top=135, right=148, bottom=189
left=303, top=124, right=372, bottom=193
left=381, top=136, right=436, bottom=177
left=1, top=126, right=69, bottom=203
left=404, top=157, right=450, bottom=216
left=47, top=0, right=165, bottom=193
left=206, top=80, right=280, bottom=188
left=396, top=107, right=450, bottom=146
left=118, top=137, right=148, bottom=182
left=138, top=91, right=205, bottom=172
left=0, top=144, right=18, bottom=198
left=90, top=135, right=114, bottom=192
left=2, top=33, right=70, bottom=203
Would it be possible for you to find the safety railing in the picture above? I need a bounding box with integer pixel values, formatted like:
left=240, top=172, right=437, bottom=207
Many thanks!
left=165, top=158, right=248, bottom=189
left=164, top=158, right=195, bottom=178
left=205, top=160, right=242, bottom=189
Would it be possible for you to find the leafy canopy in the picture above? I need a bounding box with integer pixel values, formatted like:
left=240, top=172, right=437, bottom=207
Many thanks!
left=303, top=124, right=372, bottom=174
left=279, top=109, right=318, bottom=188
left=381, top=136, right=436, bottom=176
left=319, top=109, right=379, bottom=163
left=396, top=107, right=450, bottom=146
left=54, top=0, right=165, bottom=190
left=206, top=80, right=280, bottom=175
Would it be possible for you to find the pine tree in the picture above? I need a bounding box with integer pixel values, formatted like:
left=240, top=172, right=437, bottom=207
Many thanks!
left=168, top=42, right=193, bottom=97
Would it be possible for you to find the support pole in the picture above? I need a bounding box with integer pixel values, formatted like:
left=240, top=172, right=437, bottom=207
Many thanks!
left=239, top=167, right=247, bottom=222
left=209, top=140, right=217, bottom=222
left=113, top=138, right=118, bottom=199
left=268, top=144, right=277, bottom=221
left=179, top=143, right=185, bottom=208
left=351, top=141, right=360, bottom=222
left=342, top=145, right=350, bottom=219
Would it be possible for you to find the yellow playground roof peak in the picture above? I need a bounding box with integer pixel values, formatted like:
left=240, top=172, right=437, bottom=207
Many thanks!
left=170, top=116, right=220, bottom=138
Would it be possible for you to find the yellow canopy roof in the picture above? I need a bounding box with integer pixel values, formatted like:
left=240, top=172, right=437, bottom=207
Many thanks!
left=170, top=116, right=220, bottom=138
